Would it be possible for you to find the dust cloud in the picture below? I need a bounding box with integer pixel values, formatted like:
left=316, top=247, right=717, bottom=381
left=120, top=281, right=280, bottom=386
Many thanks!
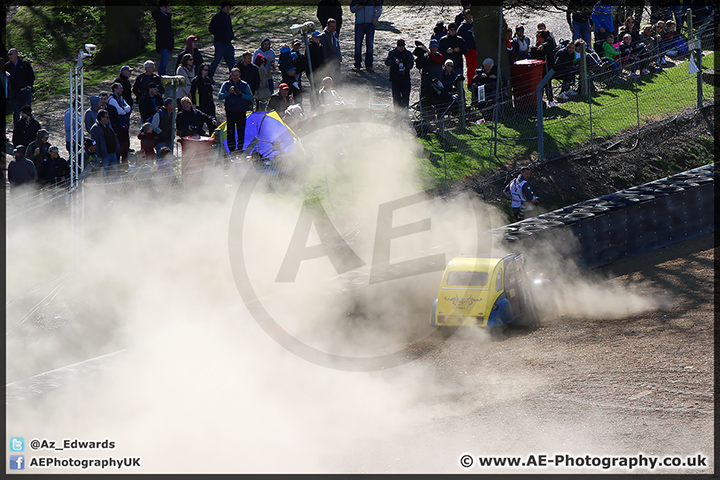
left=5, top=107, right=658, bottom=473
left=517, top=236, right=666, bottom=321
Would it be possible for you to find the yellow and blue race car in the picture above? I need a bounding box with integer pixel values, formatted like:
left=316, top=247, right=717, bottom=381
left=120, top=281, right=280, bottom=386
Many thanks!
left=430, top=254, right=550, bottom=332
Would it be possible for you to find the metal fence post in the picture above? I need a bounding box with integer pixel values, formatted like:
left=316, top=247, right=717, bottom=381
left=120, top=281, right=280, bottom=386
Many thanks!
left=442, top=117, right=448, bottom=190
left=458, top=77, right=466, bottom=129
left=692, top=15, right=703, bottom=109
left=580, top=46, right=588, bottom=100
left=536, top=68, right=553, bottom=163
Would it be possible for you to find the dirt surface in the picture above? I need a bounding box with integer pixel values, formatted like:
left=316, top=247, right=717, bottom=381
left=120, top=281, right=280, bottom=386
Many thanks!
left=471, top=105, right=715, bottom=216
left=5, top=5, right=716, bottom=474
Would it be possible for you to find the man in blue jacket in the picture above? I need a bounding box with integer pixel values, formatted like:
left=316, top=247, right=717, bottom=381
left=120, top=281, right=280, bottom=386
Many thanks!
left=209, top=1, right=236, bottom=79
left=350, top=0, right=383, bottom=73
left=218, top=68, right=253, bottom=155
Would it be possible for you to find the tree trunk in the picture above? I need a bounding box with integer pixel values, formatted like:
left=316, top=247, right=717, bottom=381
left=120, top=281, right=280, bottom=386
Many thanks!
left=95, top=5, right=146, bottom=65
left=470, top=5, right=510, bottom=86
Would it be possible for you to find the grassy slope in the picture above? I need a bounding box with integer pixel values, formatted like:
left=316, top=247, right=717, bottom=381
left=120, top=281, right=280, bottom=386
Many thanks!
left=416, top=51, right=717, bottom=189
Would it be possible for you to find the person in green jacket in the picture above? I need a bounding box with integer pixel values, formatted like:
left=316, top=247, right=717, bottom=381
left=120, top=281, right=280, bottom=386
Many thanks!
left=600, top=34, right=624, bottom=84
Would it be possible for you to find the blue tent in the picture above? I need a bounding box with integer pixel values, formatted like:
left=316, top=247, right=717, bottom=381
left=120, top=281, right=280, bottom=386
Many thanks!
left=214, top=111, right=301, bottom=158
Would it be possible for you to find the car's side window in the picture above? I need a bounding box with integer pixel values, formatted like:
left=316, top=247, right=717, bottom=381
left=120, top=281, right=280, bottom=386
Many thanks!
left=505, top=260, right=516, bottom=287
left=515, top=258, right=525, bottom=283
left=495, top=268, right=503, bottom=291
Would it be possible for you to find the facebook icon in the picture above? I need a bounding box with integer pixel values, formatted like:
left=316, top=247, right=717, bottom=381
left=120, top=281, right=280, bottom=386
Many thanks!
left=10, top=455, right=24, bottom=470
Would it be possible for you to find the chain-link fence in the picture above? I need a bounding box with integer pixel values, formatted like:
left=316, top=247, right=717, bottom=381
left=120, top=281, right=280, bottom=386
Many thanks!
left=411, top=18, right=716, bottom=192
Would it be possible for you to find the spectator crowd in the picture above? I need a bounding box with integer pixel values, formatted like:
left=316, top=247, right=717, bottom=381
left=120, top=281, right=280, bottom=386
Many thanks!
left=4, top=0, right=717, bottom=191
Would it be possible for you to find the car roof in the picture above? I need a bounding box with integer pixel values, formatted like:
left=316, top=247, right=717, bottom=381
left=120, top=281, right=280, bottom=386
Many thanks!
left=446, top=256, right=510, bottom=271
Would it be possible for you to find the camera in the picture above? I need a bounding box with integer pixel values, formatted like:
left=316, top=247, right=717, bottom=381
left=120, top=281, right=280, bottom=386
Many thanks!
left=84, top=44, right=97, bottom=55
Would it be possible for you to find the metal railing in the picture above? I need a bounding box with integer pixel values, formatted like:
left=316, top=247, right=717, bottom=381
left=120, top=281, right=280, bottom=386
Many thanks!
left=410, top=19, right=716, bottom=192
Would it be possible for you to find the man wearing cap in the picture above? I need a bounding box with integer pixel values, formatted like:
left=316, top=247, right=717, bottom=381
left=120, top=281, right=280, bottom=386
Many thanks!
left=12, top=104, right=41, bottom=148
left=350, top=0, right=383, bottom=73
left=113, top=65, right=135, bottom=110
left=6, top=47, right=35, bottom=124
left=307, top=31, right=325, bottom=83
left=235, top=51, right=261, bottom=96
left=438, top=22, right=467, bottom=78
left=218, top=67, right=253, bottom=154
left=438, top=58, right=460, bottom=115
left=413, top=39, right=444, bottom=120
left=208, top=1, right=236, bottom=79
left=8, top=145, right=38, bottom=190
left=42, top=145, right=71, bottom=186
left=268, top=82, right=293, bottom=117
left=25, top=129, right=52, bottom=172
left=84, top=138, right=99, bottom=169
left=132, top=60, right=165, bottom=105
left=384, top=39, right=415, bottom=111
left=139, top=82, right=166, bottom=126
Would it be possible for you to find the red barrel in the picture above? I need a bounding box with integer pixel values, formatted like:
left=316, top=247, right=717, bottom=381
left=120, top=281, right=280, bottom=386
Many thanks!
left=178, top=135, right=214, bottom=185
left=511, top=59, right=546, bottom=112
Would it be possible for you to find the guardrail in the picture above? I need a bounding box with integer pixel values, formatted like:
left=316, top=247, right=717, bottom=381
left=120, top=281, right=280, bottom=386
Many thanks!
left=490, top=163, right=715, bottom=269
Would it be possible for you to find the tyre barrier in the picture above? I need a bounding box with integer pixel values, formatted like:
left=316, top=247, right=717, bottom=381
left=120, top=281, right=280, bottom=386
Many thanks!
left=489, top=164, right=714, bottom=269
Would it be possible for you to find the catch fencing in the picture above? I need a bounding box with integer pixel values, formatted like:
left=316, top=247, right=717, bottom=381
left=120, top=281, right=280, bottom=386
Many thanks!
left=412, top=18, right=716, bottom=191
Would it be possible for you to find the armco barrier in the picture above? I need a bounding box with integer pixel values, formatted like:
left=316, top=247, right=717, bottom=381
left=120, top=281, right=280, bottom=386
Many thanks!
left=490, top=164, right=714, bottom=269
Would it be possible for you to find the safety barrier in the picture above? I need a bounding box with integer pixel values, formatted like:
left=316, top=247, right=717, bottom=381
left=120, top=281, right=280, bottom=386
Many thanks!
left=491, top=163, right=714, bottom=269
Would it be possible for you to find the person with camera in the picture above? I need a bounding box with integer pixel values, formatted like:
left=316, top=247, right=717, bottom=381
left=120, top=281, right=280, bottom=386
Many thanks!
left=384, top=38, right=415, bottom=112
left=438, top=58, right=461, bottom=117
left=218, top=67, right=253, bottom=155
